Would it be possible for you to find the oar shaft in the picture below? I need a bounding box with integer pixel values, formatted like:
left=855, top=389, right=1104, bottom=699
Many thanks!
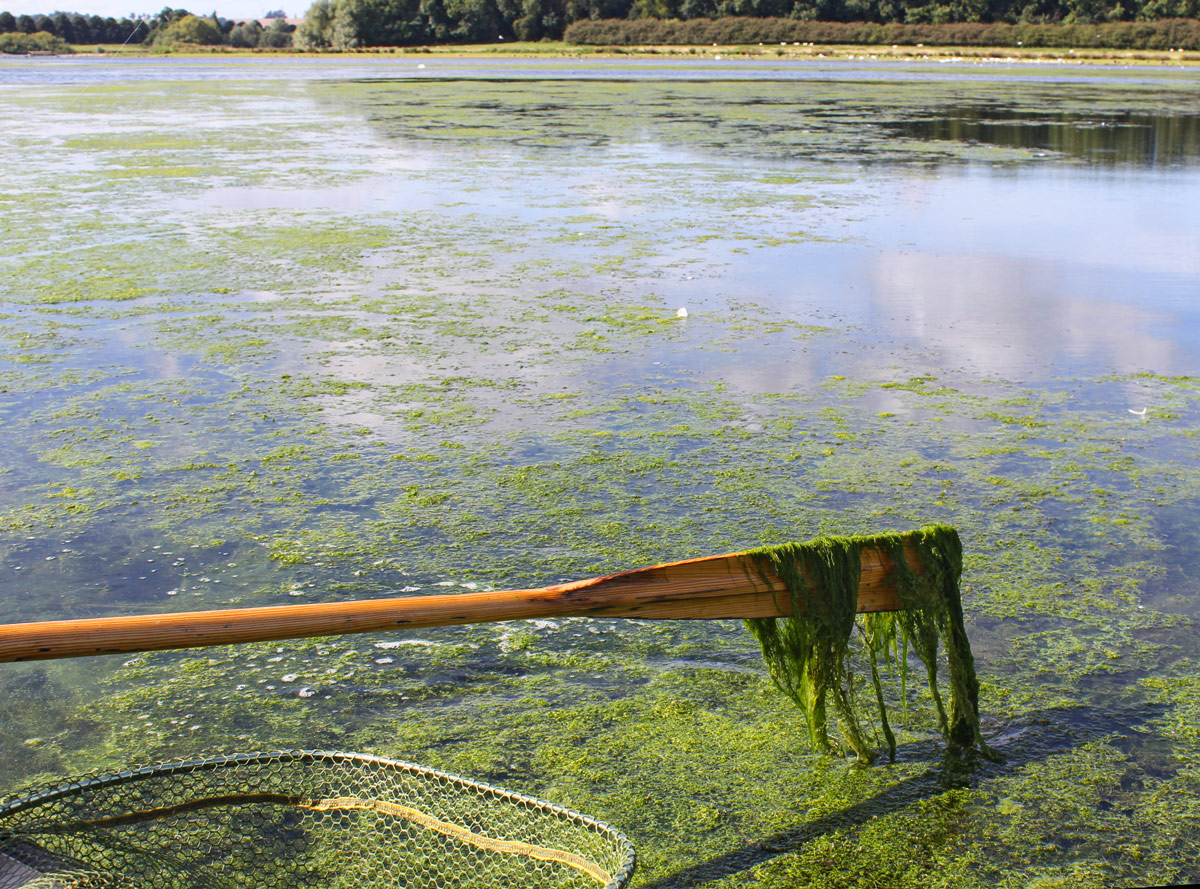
left=0, top=545, right=917, bottom=663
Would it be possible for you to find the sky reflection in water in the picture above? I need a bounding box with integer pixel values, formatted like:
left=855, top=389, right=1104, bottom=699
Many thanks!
left=721, top=167, right=1200, bottom=384
left=2, top=62, right=1200, bottom=887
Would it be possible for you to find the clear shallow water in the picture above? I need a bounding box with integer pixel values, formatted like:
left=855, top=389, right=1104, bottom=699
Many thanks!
left=2, top=59, right=1200, bottom=888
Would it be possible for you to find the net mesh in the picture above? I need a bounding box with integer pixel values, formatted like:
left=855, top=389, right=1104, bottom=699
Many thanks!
left=0, top=751, right=635, bottom=889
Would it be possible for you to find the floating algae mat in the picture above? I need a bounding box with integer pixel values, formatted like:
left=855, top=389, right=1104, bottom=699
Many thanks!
left=747, top=526, right=989, bottom=763
left=0, top=751, right=636, bottom=889
left=0, top=527, right=978, bottom=886
left=0, top=526, right=988, bottom=767
left=4, top=63, right=1200, bottom=889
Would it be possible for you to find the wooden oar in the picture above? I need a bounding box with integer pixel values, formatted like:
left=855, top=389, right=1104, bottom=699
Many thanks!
left=0, top=542, right=921, bottom=664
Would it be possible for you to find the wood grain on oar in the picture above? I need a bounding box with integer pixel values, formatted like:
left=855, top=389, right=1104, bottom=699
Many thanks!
left=0, top=543, right=920, bottom=663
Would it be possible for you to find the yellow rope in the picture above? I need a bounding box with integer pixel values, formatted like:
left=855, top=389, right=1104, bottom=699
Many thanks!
left=304, top=796, right=610, bottom=884
left=65, top=792, right=610, bottom=885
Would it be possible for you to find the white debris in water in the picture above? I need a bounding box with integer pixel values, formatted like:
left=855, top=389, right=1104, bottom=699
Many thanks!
left=376, top=639, right=438, bottom=648
left=375, top=657, right=394, bottom=664
left=676, top=307, right=689, bottom=318
left=530, top=620, right=559, bottom=630
left=298, top=687, right=316, bottom=698
left=281, top=673, right=298, bottom=683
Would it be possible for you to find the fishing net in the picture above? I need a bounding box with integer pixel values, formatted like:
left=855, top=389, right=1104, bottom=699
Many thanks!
left=0, top=750, right=635, bottom=889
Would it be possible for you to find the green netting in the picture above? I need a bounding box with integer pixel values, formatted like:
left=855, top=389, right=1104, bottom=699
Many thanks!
left=0, top=751, right=635, bottom=889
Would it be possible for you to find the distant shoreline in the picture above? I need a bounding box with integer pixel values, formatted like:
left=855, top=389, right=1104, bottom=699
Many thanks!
left=62, top=41, right=1200, bottom=66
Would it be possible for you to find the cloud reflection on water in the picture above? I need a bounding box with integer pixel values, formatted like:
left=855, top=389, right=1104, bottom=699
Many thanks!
left=868, top=251, right=1183, bottom=379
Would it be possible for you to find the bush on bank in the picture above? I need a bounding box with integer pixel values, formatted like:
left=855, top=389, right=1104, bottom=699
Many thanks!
left=0, top=30, right=74, bottom=52
left=563, top=16, right=1200, bottom=48
left=0, top=8, right=295, bottom=50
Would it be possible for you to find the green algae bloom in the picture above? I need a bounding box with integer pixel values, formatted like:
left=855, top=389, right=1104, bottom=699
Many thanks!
left=747, top=526, right=991, bottom=763
left=2, top=67, right=1200, bottom=889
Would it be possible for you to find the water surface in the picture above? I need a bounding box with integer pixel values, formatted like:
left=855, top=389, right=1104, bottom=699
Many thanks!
left=2, top=58, right=1200, bottom=889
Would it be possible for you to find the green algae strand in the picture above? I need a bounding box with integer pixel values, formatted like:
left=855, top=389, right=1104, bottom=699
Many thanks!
left=746, top=526, right=992, bottom=763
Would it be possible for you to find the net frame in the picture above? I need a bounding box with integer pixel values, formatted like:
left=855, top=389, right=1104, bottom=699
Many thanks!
left=0, top=750, right=636, bottom=889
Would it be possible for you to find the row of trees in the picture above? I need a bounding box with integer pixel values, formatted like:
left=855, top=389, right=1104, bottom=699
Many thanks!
left=292, top=0, right=1198, bottom=45
left=150, top=10, right=296, bottom=46
left=296, top=0, right=524, bottom=47
left=2, top=0, right=1195, bottom=48
left=0, top=10, right=148, bottom=43
left=0, top=7, right=295, bottom=48
left=567, top=15, right=1200, bottom=43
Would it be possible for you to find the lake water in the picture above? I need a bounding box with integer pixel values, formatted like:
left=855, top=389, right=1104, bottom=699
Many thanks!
left=2, top=56, right=1200, bottom=888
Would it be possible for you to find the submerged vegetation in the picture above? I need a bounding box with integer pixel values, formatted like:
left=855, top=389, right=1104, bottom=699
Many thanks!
left=0, top=69, right=1199, bottom=887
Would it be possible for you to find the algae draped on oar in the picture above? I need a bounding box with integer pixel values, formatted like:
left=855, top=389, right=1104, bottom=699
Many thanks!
left=746, top=526, right=993, bottom=763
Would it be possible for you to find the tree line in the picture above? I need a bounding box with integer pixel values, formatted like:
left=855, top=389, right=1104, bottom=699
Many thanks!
left=566, top=16, right=1200, bottom=45
left=1, top=0, right=1195, bottom=50
left=293, top=0, right=1197, bottom=46
left=0, top=9, right=148, bottom=44
left=0, top=6, right=295, bottom=48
